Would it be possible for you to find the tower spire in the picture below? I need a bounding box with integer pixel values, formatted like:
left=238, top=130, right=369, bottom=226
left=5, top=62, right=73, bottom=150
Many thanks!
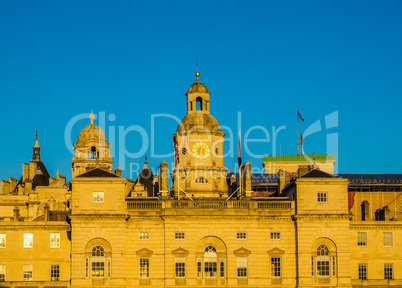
left=195, top=60, right=200, bottom=82
left=32, top=130, right=41, bottom=160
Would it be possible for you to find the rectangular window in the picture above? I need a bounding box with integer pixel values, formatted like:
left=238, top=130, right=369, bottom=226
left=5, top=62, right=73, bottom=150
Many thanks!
left=85, top=257, right=89, bottom=278
left=219, top=256, right=225, bottom=277
left=139, top=232, right=150, bottom=240
left=24, top=233, right=33, bottom=248
left=175, top=257, right=186, bottom=278
left=271, top=257, right=281, bottom=277
left=92, top=259, right=104, bottom=277
left=0, top=234, right=5, bottom=248
left=0, top=265, right=5, bottom=282
left=332, top=255, right=336, bottom=276
left=317, top=192, right=327, bottom=203
left=383, top=232, right=392, bottom=247
left=51, top=264, right=59, bottom=281
left=311, top=256, right=315, bottom=276
left=197, top=256, right=202, bottom=278
left=175, top=232, right=185, bottom=240
left=93, top=191, right=104, bottom=203
left=23, top=264, right=33, bottom=281
left=358, top=263, right=367, bottom=280
left=50, top=233, right=60, bottom=248
left=357, top=232, right=367, bottom=246
left=139, top=257, right=150, bottom=278
left=107, top=257, right=111, bottom=278
left=237, top=257, right=247, bottom=278
left=384, top=263, right=393, bottom=280
left=270, top=232, right=281, bottom=240
left=237, top=232, right=247, bottom=239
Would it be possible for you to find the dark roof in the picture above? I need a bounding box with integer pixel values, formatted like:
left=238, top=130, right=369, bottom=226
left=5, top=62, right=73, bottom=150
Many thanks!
left=229, top=173, right=279, bottom=184
left=301, top=169, right=339, bottom=178
left=76, top=168, right=119, bottom=178
left=339, top=174, right=402, bottom=184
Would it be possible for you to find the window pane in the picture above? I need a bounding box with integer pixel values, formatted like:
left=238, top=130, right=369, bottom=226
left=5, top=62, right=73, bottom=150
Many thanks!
left=50, top=233, right=60, bottom=248
left=197, top=256, right=202, bottom=278
left=175, top=232, right=185, bottom=239
left=220, top=256, right=225, bottom=278
left=24, top=233, right=33, bottom=248
left=383, top=232, right=392, bottom=247
left=270, top=232, right=281, bottom=240
left=384, top=263, right=393, bottom=279
left=92, top=245, right=105, bottom=277
left=357, top=232, right=367, bottom=246
left=237, top=232, right=247, bottom=239
left=139, top=257, right=150, bottom=278
left=175, top=257, right=185, bottom=278
left=237, top=257, right=247, bottom=278
left=358, top=263, right=367, bottom=280
left=139, top=232, right=150, bottom=240
left=93, top=191, right=104, bottom=203
left=0, top=234, right=5, bottom=248
left=271, top=257, right=281, bottom=277
left=51, top=264, right=59, bottom=281
left=23, top=264, right=33, bottom=281
left=0, top=265, right=5, bottom=282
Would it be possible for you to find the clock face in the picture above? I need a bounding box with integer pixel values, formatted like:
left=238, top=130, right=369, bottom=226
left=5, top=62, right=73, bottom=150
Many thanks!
left=192, top=142, right=210, bottom=159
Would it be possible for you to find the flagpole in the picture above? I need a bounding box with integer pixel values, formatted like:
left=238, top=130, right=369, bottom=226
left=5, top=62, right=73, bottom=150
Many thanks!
left=297, top=110, right=300, bottom=155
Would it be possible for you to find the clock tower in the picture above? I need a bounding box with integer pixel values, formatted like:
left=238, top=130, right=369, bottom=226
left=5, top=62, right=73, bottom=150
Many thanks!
left=172, top=65, right=228, bottom=198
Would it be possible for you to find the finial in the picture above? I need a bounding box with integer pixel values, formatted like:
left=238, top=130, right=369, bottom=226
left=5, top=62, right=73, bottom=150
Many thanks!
left=145, top=153, right=148, bottom=163
left=195, top=60, right=200, bottom=82
left=36, top=129, right=38, bottom=140
left=89, top=110, right=95, bottom=124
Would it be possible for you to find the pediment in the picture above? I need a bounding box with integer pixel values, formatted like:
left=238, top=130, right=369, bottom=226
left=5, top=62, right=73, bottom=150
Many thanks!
left=268, top=247, right=285, bottom=255
left=233, top=247, right=251, bottom=255
left=136, top=248, right=153, bottom=256
left=171, top=247, right=189, bottom=255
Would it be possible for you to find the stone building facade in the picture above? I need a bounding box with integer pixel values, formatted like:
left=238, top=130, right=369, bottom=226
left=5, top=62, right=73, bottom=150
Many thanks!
left=0, top=70, right=401, bottom=287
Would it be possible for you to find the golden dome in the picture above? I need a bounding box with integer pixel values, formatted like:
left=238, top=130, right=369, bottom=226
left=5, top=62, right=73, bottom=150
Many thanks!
left=186, top=62, right=210, bottom=93
left=187, top=80, right=210, bottom=94
left=177, top=113, right=221, bottom=133
left=76, top=123, right=107, bottom=146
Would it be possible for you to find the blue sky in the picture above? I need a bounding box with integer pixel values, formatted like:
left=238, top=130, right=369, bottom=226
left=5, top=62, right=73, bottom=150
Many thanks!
left=1, top=1, right=402, bottom=181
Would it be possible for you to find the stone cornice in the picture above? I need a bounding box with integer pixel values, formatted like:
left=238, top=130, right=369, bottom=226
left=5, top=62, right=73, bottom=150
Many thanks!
left=0, top=223, right=70, bottom=231
left=128, top=215, right=293, bottom=221
left=350, top=222, right=402, bottom=230
left=69, top=214, right=128, bottom=221
left=292, top=214, right=351, bottom=221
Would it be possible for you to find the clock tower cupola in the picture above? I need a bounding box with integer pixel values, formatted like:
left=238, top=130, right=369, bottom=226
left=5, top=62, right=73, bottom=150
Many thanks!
left=172, top=65, right=228, bottom=198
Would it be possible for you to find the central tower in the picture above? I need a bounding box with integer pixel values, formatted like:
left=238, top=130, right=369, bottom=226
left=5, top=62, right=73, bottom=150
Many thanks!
left=172, top=66, right=228, bottom=198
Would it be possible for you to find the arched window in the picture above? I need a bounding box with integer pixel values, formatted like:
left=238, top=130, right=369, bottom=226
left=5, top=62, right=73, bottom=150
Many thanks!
left=316, top=245, right=330, bottom=276
left=196, top=97, right=203, bottom=111
left=91, top=245, right=105, bottom=277
left=196, top=177, right=208, bottom=184
left=204, top=246, right=217, bottom=278
left=91, top=146, right=97, bottom=159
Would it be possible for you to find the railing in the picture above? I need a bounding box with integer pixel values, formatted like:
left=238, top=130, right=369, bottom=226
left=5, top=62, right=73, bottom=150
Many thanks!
left=193, top=200, right=227, bottom=209
left=170, top=201, right=189, bottom=209
left=127, top=199, right=292, bottom=211
left=258, top=201, right=292, bottom=210
left=232, top=201, right=250, bottom=209
left=127, top=201, right=161, bottom=210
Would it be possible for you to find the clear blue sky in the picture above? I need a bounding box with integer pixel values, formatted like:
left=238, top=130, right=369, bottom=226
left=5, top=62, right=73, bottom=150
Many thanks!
left=1, top=0, right=402, bottom=181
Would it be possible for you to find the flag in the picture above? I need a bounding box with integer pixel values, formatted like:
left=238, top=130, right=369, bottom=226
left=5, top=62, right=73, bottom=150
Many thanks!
left=238, top=131, right=242, bottom=168
left=297, top=109, right=304, bottom=121
left=173, top=135, right=179, bottom=166
left=301, top=133, right=304, bottom=146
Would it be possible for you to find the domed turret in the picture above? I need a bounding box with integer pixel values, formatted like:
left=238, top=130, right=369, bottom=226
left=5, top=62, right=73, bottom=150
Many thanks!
left=172, top=63, right=227, bottom=198
left=71, top=111, right=113, bottom=178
